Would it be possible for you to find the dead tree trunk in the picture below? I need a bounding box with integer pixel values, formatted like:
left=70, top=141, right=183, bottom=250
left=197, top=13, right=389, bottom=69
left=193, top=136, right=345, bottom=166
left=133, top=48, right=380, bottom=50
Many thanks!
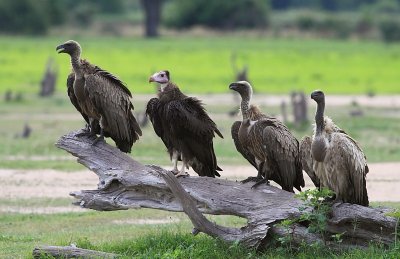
left=56, top=131, right=398, bottom=251
left=140, top=0, right=164, bottom=38
left=291, top=91, right=308, bottom=126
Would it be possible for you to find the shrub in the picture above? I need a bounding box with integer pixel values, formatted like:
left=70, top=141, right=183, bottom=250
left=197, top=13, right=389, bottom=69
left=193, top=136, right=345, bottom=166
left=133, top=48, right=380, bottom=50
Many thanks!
left=380, top=20, right=400, bottom=42
left=164, top=0, right=269, bottom=29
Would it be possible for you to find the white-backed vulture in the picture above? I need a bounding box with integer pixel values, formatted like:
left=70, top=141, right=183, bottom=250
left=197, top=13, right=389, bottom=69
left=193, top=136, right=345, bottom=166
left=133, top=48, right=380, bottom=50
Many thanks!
left=146, top=70, right=223, bottom=177
left=300, top=90, right=369, bottom=206
left=229, top=81, right=304, bottom=192
left=56, top=40, right=142, bottom=153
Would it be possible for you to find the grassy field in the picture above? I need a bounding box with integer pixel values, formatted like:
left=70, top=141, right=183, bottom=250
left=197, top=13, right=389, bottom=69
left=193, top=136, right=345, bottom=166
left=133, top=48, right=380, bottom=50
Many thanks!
left=1, top=36, right=400, bottom=95
left=1, top=35, right=400, bottom=258
left=1, top=93, right=400, bottom=170
left=1, top=201, right=399, bottom=258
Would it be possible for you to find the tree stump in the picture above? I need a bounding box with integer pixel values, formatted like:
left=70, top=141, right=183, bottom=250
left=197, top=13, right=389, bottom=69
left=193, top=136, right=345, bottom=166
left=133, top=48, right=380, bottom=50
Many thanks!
left=55, top=130, right=398, bottom=251
left=39, top=57, right=58, bottom=97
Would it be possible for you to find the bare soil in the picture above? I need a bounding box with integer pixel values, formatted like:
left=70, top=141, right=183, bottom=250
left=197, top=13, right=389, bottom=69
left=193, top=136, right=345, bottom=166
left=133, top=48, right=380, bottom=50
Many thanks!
left=0, top=163, right=399, bottom=214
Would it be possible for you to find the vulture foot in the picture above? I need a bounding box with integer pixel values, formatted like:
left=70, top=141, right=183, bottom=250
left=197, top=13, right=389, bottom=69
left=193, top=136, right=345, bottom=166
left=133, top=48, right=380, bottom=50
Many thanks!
left=241, top=176, right=263, bottom=184
left=251, top=179, right=270, bottom=189
left=92, top=135, right=105, bottom=146
left=75, top=127, right=93, bottom=138
left=175, top=171, right=189, bottom=178
left=171, top=169, right=180, bottom=175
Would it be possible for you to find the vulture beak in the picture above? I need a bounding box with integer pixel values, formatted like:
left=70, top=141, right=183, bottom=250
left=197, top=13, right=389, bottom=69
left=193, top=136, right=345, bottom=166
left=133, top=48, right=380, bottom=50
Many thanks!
left=311, top=91, right=320, bottom=100
left=56, top=44, right=66, bottom=54
left=148, top=76, right=155, bottom=83
left=229, top=83, right=238, bottom=91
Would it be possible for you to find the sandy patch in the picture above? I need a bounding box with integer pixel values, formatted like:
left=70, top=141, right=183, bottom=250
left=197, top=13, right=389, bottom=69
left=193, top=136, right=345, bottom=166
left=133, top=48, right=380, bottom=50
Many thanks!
left=112, top=218, right=181, bottom=225
left=0, top=162, right=398, bottom=214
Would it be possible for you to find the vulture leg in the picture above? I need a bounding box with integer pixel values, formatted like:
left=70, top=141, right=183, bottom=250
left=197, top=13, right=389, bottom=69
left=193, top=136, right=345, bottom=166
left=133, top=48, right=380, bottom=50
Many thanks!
left=241, top=161, right=264, bottom=184
left=175, top=158, right=189, bottom=178
left=171, top=151, right=180, bottom=175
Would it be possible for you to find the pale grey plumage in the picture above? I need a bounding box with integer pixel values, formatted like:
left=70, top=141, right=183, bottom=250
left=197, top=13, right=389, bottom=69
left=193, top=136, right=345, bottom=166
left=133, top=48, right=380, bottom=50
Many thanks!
left=300, top=90, right=369, bottom=206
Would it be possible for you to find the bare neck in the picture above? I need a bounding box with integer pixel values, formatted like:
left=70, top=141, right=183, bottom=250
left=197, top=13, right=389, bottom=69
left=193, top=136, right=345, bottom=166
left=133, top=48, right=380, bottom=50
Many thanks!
left=315, top=101, right=325, bottom=135
left=240, top=94, right=251, bottom=120
left=70, top=52, right=82, bottom=76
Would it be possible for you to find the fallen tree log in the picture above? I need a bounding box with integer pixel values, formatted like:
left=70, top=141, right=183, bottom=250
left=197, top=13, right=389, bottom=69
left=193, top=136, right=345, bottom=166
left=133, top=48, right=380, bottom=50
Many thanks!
left=55, top=130, right=398, bottom=251
left=32, top=245, right=118, bottom=258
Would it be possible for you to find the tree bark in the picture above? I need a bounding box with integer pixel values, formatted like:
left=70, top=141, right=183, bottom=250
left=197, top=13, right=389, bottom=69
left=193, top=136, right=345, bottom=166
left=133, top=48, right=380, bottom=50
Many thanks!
left=56, top=130, right=398, bottom=251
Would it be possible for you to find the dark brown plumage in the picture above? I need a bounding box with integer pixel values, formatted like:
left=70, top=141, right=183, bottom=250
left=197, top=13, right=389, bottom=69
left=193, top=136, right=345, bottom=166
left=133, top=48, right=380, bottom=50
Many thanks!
left=229, top=81, right=304, bottom=192
left=146, top=70, right=223, bottom=177
left=300, top=90, right=369, bottom=206
left=57, top=40, right=141, bottom=153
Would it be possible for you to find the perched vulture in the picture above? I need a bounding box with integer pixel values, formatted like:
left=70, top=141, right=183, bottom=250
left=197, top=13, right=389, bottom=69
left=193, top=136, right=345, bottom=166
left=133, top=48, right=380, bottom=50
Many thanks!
left=300, top=90, right=369, bottom=206
left=56, top=40, right=141, bottom=153
left=146, top=70, right=223, bottom=177
left=229, top=81, right=304, bottom=192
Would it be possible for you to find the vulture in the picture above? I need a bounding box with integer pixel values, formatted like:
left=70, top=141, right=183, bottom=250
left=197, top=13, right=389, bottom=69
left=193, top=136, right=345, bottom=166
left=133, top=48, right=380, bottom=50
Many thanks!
left=146, top=70, right=223, bottom=177
left=300, top=90, right=369, bottom=206
left=229, top=81, right=304, bottom=192
left=56, top=40, right=142, bottom=153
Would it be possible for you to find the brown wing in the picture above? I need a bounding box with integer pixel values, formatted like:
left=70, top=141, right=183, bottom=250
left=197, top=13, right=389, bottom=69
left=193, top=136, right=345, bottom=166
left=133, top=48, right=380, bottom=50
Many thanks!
left=231, top=121, right=257, bottom=170
left=146, top=97, right=175, bottom=157
left=261, top=119, right=304, bottom=192
left=299, top=136, right=320, bottom=188
left=67, top=73, right=89, bottom=124
left=84, top=72, right=141, bottom=153
left=324, top=133, right=369, bottom=206
left=165, top=97, right=222, bottom=177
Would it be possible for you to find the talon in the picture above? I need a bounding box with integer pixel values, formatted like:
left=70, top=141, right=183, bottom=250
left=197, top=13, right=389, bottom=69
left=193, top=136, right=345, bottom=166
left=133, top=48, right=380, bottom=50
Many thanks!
left=251, top=179, right=270, bottom=189
left=171, top=169, right=180, bottom=175
left=241, top=176, right=263, bottom=184
left=175, top=171, right=189, bottom=178
left=76, top=127, right=92, bottom=137
left=92, top=135, right=105, bottom=146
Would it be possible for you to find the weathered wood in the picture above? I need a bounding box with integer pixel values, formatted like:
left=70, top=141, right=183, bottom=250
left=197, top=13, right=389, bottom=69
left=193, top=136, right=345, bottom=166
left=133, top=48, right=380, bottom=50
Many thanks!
left=32, top=245, right=118, bottom=258
left=56, top=130, right=398, bottom=250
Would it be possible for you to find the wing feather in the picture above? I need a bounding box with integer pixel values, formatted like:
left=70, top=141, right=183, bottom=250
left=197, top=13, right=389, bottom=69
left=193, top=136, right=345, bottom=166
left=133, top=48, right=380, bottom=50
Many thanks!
left=261, top=119, right=304, bottom=192
left=84, top=73, right=141, bottom=153
left=67, top=73, right=89, bottom=124
left=165, top=98, right=221, bottom=177
left=322, top=133, right=368, bottom=206
left=299, top=136, right=320, bottom=187
left=231, top=121, right=257, bottom=169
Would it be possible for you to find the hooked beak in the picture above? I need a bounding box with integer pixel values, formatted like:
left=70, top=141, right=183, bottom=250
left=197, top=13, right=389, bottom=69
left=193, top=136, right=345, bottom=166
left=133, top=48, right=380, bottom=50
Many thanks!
left=56, top=44, right=65, bottom=54
left=148, top=76, right=155, bottom=83
left=229, top=82, right=238, bottom=91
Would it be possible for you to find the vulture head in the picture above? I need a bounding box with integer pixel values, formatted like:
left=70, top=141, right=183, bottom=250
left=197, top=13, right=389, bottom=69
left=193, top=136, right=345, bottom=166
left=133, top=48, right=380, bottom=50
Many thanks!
left=56, top=40, right=81, bottom=57
left=229, top=81, right=253, bottom=100
left=149, top=70, right=170, bottom=84
left=311, top=90, right=325, bottom=104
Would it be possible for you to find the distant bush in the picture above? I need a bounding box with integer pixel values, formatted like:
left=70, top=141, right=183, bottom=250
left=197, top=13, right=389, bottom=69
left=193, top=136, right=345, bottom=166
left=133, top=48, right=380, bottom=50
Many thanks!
left=380, top=20, right=400, bottom=42
left=0, top=0, right=48, bottom=35
left=164, top=0, right=269, bottom=29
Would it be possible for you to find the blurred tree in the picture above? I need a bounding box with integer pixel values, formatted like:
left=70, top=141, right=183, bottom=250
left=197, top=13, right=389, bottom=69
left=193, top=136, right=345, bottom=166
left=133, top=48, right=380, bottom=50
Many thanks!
left=140, top=0, right=165, bottom=37
left=271, top=0, right=291, bottom=10
left=0, top=0, right=48, bottom=34
left=165, top=0, right=269, bottom=29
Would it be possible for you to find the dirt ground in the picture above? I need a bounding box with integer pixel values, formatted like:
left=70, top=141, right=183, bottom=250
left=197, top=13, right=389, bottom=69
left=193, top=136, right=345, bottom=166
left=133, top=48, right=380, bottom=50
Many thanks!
left=0, top=163, right=399, bottom=214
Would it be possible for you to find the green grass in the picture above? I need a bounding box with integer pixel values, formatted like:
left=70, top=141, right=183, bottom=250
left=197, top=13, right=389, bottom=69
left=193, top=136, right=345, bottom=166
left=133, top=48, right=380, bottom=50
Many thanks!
left=1, top=36, right=400, bottom=95
left=0, top=203, right=398, bottom=258
left=1, top=94, right=400, bottom=169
